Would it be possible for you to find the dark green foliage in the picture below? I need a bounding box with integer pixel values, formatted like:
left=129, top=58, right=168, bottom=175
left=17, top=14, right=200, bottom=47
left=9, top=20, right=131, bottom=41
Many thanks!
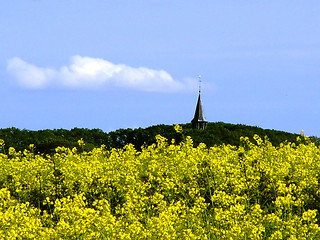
left=0, top=122, right=316, bottom=154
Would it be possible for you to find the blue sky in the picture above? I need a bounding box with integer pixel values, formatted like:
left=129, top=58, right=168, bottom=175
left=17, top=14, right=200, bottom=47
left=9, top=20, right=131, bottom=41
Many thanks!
left=1, top=1, right=320, bottom=136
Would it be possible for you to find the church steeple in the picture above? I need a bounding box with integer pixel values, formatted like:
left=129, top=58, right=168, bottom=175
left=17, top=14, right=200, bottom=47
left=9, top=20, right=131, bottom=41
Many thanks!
left=191, top=76, right=208, bottom=130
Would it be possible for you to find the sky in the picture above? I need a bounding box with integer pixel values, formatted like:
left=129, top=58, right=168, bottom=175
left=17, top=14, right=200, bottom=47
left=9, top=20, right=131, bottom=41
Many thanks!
left=1, top=1, right=320, bottom=137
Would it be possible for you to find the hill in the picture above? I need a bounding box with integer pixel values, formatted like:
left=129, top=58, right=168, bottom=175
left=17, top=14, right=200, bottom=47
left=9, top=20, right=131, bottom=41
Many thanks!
left=0, top=122, right=317, bottom=154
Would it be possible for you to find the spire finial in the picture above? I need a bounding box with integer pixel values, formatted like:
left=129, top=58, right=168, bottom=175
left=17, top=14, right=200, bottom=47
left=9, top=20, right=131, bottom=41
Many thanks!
left=198, top=75, right=202, bottom=94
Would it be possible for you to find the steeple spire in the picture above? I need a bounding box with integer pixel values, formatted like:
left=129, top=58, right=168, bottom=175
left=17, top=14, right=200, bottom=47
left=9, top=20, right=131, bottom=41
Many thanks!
left=191, top=75, right=208, bottom=130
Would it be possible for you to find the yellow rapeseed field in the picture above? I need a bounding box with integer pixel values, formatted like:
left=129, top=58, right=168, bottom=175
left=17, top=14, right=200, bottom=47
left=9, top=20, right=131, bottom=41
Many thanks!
left=0, top=126, right=320, bottom=239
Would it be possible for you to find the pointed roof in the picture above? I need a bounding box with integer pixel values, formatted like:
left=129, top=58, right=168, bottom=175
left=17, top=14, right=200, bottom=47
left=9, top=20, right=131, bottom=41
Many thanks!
left=191, top=93, right=207, bottom=124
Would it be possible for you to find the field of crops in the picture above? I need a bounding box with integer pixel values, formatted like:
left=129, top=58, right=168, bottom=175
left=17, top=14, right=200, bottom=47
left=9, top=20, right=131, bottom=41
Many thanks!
left=0, top=126, right=320, bottom=239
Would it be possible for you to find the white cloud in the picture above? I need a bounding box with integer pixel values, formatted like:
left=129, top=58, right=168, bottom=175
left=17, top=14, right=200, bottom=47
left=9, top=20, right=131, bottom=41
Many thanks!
left=7, top=57, right=56, bottom=89
left=7, top=56, right=195, bottom=92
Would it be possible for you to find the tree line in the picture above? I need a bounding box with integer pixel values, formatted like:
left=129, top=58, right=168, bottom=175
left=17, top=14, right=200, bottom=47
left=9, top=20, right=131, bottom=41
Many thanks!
left=0, top=122, right=317, bottom=154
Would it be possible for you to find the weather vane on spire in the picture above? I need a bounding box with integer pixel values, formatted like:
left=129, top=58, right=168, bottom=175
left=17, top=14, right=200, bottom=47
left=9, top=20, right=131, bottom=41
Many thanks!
left=198, top=75, right=202, bottom=94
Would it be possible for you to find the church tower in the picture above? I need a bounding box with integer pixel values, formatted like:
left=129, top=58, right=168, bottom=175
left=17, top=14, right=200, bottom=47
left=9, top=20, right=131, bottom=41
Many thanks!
left=191, top=76, right=208, bottom=130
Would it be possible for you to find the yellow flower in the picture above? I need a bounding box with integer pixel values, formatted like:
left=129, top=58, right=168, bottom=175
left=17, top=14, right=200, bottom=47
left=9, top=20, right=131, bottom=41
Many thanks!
left=78, top=138, right=85, bottom=147
left=174, top=124, right=183, bottom=133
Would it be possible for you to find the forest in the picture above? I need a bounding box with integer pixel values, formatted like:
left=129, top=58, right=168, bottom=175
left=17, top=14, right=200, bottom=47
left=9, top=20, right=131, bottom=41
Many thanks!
left=0, top=122, right=317, bottom=154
